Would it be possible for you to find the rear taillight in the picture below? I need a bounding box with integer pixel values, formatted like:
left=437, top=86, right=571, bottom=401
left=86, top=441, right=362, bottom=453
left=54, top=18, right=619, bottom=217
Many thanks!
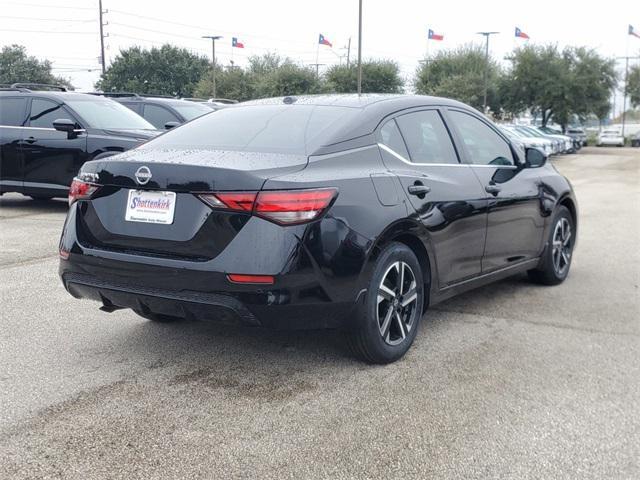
left=68, top=178, right=99, bottom=206
left=198, top=188, right=337, bottom=225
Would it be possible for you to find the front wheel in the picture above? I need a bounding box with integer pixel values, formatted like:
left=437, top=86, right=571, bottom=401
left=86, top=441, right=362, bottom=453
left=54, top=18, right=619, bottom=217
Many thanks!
left=528, top=206, right=575, bottom=285
left=348, top=242, right=425, bottom=364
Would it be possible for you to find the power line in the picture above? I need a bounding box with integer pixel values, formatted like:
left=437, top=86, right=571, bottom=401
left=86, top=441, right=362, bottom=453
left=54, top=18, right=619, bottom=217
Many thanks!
left=0, top=29, right=95, bottom=34
left=2, top=1, right=94, bottom=10
left=0, top=15, right=95, bottom=22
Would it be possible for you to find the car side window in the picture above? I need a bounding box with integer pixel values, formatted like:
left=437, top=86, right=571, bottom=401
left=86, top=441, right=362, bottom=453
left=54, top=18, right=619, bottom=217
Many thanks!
left=0, top=98, right=28, bottom=126
left=143, top=104, right=180, bottom=129
left=379, top=119, right=409, bottom=159
left=448, top=110, right=514, bottom=166
left=29, top=99, right=71, bottom=128
left=395, top=110, right=459, bottom=164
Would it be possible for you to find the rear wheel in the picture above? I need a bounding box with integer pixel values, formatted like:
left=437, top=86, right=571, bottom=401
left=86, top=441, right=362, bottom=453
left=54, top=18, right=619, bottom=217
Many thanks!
left=133, top=309, right=181, bottom=323
left=348, top=242, right=425, bottom=364
left=528, top=206, right=574, bottom=285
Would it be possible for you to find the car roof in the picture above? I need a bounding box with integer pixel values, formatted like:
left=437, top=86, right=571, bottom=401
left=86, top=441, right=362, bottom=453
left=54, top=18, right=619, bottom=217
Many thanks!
left=238, top=94, right=480, bottom=151
left=0, top=90, right=116, bottom=103
left=242, top=93, right=470, bottom=109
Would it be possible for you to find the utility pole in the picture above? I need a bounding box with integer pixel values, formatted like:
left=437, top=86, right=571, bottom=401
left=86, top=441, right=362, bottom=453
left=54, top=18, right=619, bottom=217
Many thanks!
left=98, top=0, right=107, bottom=75
left=476, top=31, right=499, bottom=113
left=310, top=63, right=326, bottom=78
left=357, top=0, right=363, bottom=95
left=202, top=35, right=222, bottom=98
left=616, top=55, right=640, bottom=138
left=346, top=37, right=351, bottom=68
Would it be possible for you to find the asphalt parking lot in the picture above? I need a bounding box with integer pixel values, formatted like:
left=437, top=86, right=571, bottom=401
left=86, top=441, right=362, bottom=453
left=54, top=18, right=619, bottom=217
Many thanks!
left=0, top=147, right=638, bottom=479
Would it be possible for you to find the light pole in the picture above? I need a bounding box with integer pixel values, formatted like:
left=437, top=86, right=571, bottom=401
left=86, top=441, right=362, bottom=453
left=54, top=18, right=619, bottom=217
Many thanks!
left=202, top=35, right=222, bottom=98
left=476, top=31, right=499, bottom=112
left=357, top=0, right=363, bottom=95
left=616, top=55, right=640, bottom=137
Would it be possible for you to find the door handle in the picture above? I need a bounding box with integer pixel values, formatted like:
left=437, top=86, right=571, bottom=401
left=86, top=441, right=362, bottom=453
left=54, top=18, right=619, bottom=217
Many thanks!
left=24, top=136, right=37, bottom=144
left=408, top=184, right=431, bottom=196
left=485, top=184, right=501, bottom=195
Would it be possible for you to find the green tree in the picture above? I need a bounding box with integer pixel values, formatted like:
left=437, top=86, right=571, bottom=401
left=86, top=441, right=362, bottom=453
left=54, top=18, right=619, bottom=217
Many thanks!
left=195, top=53, right=320, bottom=101
left=628, top=64, right=640, bottom=107
left=96, top=45, right=209, bottom=97
left=324, top=60, right=404, bottom=93
left=501, top=45, right=617, bottom=127
left=414, top=45, right=502, bottom=113
left=194, top=66, right=254, bottom=101
left=0, top=44, right=72, bottom=88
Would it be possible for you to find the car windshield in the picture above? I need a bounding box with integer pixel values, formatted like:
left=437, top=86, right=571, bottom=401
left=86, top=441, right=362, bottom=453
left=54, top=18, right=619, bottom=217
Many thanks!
left=65, top=98, right=156, bottom=130
left=142, top=104, right=359, bottom=154
left=170, top=102, right=213, bottom=121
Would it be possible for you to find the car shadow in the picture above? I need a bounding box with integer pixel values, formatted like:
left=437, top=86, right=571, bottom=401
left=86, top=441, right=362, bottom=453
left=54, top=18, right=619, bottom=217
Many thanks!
left=95, top=273, right=535, bottom=373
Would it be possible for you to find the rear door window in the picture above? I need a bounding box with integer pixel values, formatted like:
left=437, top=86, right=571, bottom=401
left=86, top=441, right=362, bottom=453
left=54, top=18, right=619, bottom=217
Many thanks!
left=29, top=99, right=74, bottom=128
left=395, top=110, right=459, bottom=164
left=0, top=97, right=28, bottom=126
left=143, top=104, right=180, bottom=128
left=379, top=119, right=410, bottom=159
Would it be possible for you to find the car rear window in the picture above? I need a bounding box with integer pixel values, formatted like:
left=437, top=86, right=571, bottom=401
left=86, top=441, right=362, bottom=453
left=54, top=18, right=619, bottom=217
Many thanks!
left=142, top=104, right=358, bottom=155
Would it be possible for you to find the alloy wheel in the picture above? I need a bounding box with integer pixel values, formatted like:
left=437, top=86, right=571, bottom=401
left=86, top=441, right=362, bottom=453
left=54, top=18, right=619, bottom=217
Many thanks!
left=376, top=261, right=419, bottom=346
left=552, top=217, right=572, bottom=276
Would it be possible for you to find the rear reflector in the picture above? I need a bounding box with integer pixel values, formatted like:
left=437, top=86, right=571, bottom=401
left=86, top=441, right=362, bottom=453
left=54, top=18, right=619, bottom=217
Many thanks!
left=69, top=178, right=99, bottom=206
left=198, top=188, right=337, bottom=225
left=227, top=274, right=275, bottom=285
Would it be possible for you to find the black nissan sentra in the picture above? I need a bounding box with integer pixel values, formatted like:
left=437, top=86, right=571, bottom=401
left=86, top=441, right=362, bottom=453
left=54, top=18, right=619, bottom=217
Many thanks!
left=59, top=95, right=577, bottom=363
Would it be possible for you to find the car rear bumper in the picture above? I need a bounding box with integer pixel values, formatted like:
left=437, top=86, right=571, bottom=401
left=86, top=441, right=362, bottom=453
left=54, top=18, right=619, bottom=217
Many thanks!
left=58, top=205, right=368, bottom=330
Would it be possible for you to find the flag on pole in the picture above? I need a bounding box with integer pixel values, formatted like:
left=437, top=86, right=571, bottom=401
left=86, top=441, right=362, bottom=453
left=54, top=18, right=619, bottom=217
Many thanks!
left=515, top=27, right=530, bottom=39
left=428, top=29, right=444, bottom=41
left=232, top=37, right=245, bottom=48
left=629, top=25, right=640, bottom=39
left=318, top=34, right=332, bottom=47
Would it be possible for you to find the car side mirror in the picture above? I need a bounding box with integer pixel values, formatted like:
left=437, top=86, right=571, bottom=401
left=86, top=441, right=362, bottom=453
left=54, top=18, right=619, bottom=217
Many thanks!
left=525, top=148, right=547, bottom=168
left=53, top=118, right=78, bottom=138
left=164, top=121, right=180, bottom=130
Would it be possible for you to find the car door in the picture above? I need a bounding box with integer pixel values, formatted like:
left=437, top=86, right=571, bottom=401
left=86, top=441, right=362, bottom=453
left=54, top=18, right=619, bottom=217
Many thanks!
left=142, top=103, right=181, bottom=129
left=0, top=96, right=28, bottom=193
left=21, top=98, right=88, bottom=195
left=444, top=109, right=545, bottom=272
left=378, top=108, right=488, bottom=287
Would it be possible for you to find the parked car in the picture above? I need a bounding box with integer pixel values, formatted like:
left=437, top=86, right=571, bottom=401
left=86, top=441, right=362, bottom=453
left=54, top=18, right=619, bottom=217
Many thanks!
left=90, top=93, right=214, bottom=129
left=631, top=132, right=640, bottom=148
left=0, top=83, right=159, bottom=200
left=59, top=94, right=577, bottom=364
left=566, top=127, right=587, bottom=147
left=512, top=125, right=562, bottom=154
left=596, top=128, right=625, bottom=147
left=535, top=126, right=576, bottom=153
left=500, top=125, right=554, bottom=156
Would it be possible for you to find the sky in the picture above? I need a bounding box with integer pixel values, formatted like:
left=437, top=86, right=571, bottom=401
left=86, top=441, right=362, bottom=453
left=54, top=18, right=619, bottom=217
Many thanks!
left=1, top=0, right=639, bottom=115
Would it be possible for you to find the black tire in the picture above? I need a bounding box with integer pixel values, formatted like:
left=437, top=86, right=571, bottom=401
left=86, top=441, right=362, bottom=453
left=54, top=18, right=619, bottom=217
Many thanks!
left=528, top=206, right=575, bottom=285
left=29, top=195, right=54, bottom=201
left=133, top=309, right=181, bottom=323
left=348, top=242, right=425, bottom=364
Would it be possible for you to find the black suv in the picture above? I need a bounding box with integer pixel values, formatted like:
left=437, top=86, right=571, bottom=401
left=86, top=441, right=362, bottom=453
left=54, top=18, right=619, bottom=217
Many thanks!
left=0, top=84, right=159, bottom=200
left=90, top=93, right=215, bottom=129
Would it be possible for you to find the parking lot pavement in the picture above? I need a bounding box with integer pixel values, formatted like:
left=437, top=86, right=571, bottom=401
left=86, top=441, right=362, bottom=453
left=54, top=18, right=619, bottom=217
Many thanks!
left=0, top=147, right=638, bottom=479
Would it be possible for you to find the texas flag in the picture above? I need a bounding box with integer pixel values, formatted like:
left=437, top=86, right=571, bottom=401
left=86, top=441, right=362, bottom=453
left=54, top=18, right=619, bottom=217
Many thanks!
left=630, top=25, right=640, bottom=39
left=232, top=37, right=245, bottom=48
left=428, top=29, right=444, bottom=41
left=318, top=34, right=332, bottom=47
left=515, top=27, right=530, bottom=39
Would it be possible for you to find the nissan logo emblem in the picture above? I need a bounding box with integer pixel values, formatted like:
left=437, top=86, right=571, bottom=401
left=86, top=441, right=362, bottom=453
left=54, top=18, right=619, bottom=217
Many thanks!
left=135, top=166, right=152, bottom=185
